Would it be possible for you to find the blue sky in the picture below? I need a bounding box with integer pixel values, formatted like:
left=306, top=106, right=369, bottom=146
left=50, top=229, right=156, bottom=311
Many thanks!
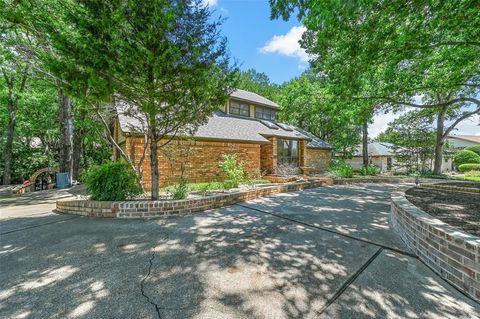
left=209, top=0, right=306, bottom=84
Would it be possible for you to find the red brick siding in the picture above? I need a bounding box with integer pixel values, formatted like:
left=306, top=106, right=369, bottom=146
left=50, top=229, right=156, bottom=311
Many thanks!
left=127, top=137, right=261, bottom=190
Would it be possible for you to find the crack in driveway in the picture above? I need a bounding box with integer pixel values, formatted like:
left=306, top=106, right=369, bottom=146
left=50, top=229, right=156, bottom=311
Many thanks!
left=140, top=250, right=162, bottom=319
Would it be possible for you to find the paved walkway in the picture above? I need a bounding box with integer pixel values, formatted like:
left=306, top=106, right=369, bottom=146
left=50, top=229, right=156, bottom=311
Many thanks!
left=0, top=184, right=479, bottom=318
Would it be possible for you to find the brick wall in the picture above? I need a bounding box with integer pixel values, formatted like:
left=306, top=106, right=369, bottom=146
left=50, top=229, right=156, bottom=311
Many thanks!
left=390, top=192, right=480, bottom=302
left=260, top=137, right=277, bottom=175
left=127, top=137, right=261, bottom=190
left=305, top=148, right=331, bottom=173
left=56, top=180, right=325, bottom=218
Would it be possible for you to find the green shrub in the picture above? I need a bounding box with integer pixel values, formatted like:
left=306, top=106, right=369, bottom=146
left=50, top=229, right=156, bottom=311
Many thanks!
left=458, top=163, right=480, bottom=173
left=219, top=154, right=245, bottom=189
left=453, top=150, right=480, bottom=167
left=465, top=145, right=480, bottom=156
left=330, top=160, right=354, bottom=178
left=359, top=164, right=381, bottom=176
left=83, top=161, right=142, bottom=201
left=172, top=177, right=188, bottom=200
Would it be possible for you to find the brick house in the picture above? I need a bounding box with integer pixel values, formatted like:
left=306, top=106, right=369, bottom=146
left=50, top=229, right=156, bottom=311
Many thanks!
left=113, top=89, right=332, bottom=190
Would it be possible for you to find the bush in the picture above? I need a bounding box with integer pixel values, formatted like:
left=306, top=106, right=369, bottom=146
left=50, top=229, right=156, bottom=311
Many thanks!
left=219, top=154, right=245, bottom=189
left=453, top=150, right=480, bottom=167
left=359, top=164, right=381, bottom=176
left=465, top=145, right=480, bottom=156
left=458, top=164, right=480, bottom=173
left=83, top=161, right=142, bottom=201
left=172, top=177, right=188, bottom=200
left=330, top=160, right=354, bottom=178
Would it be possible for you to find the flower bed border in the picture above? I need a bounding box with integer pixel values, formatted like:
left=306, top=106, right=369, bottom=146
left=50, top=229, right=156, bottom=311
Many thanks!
left=390, top=191, right=480, bottom=302
left=56, top=180, right=330, bottom=218
left=55, top=176, right=437, bottom=219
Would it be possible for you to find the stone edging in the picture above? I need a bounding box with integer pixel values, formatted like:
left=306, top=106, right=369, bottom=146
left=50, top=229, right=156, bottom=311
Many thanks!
left=56, top=181, right=326, bottom=218
left=390, top=191, right=480, bottom=302
left=419, top=183, right=480, bottom=194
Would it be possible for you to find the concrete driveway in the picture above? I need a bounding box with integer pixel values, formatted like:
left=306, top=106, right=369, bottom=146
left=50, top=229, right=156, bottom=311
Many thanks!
left=1, top=184, right=479, bottom=318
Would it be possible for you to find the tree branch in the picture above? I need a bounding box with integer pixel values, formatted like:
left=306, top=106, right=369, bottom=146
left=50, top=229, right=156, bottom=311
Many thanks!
left=443, top=108, right=480, bottom=138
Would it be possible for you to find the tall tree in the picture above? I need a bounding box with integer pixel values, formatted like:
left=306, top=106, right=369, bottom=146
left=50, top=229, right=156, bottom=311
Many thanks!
left=269, top=0, right=480, bottom=174
left=0, top=23, right=31, bottom=184
left=17, top=0, right=237, bottom=199
left=278, top=72, right=361, bottom=155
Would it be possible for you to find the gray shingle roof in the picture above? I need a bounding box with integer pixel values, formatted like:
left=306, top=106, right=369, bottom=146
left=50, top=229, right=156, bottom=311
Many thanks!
left=353, top=142, right=395, bottom=157
left=230, top=89, right=279, bottom=109
left=294, top=127, right=333, bottom=149
left=116, top=98, right=331, bottom=148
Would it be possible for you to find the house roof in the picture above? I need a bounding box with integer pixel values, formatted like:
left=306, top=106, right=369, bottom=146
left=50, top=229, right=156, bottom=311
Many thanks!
left=230, top=89, right=279, bottom=109
left=353, top=142, right=395, bottom=157
left=116, top=99, right=331, bottom=148
left=294, top=127, right=333, bottom=149
left=447, top=135, right=480, bottom=144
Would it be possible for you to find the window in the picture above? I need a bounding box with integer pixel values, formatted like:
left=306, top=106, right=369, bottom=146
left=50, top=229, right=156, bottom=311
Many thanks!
left=277, top=139, right=299, bottom=165
left=387, top=157, right=392, bottom=170
left=229, top=101, right=250, bottom=117
left=255, top=106, right=276, bottom=121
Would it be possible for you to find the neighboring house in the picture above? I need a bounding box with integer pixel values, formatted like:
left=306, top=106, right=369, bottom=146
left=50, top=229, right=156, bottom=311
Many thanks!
left=446, top=135, right=480, bottom=150
left=113, top=89, right=332, bottom=190
left=346, top=142, right=396, bottom=172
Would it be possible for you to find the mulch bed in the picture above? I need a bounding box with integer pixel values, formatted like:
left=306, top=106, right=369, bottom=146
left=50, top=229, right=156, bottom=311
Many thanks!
left=436, top=181, right=480, bottom=189
left=405, top=187, right=480, bottom=237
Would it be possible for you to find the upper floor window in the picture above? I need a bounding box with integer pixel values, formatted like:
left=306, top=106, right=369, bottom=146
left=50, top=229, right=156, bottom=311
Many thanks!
left=255, top=106, right=276, bottom=121
left=229, top=100, right=249, bottom=117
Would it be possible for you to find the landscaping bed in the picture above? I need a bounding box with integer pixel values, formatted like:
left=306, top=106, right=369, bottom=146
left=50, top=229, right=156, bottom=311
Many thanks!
left=435, top=181, right=480, bottom=189
left=405, top=187, right=480, bottom=236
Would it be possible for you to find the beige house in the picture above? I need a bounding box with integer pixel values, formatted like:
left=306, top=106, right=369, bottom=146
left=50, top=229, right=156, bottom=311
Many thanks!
left=347, top=142, right=396, bottom=172
left=446, top=135, right=480, bottom=150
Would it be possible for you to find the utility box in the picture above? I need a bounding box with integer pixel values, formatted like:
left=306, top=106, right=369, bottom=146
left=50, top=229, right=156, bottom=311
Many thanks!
left=56, top=172, right=70, bottom=189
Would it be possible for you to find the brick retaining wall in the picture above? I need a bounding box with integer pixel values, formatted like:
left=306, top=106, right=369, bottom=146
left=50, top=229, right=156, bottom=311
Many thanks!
left=56, top=181, right=325, bottom=218
left=390, top=191, right=480, bottom=302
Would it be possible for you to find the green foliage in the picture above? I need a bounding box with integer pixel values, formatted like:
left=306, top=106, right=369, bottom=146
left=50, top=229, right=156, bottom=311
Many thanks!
left=465, top=145, right=480, bottom=156
left=219, top=154, right=245, bottom=189
left=172, top=177, right=188, bottom=200
left=278, top=72, right=361, bottom=155
left=236, top=69, right=280, bottom=102
left=376, top=111, right=436, bottom=173
left=453, top=150, right=480, bottom=167
left=458, top=164, right=480, bottom=173
left=359, top=165, right=380, bottom=176
left=330, top=160, right=354, bottom=178
left=83, top=161, right=142, bottom=201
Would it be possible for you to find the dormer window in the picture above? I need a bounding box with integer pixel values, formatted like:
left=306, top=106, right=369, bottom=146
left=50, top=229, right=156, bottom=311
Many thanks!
left=255, top=106, right=276, bottom=121
left=229, top=100, right=249, bottom=117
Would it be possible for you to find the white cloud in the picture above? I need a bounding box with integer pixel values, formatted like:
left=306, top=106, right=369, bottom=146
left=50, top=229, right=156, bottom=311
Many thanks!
left=259, top=26, right=310, bottom=63
left=202, top=0, right=217, bottom=7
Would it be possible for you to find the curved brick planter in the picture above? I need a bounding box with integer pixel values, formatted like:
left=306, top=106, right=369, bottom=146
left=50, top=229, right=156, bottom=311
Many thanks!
left=56, top=181, right=325, bottom=218
left=390, top=191, right=480, bottom=302
left=419, top=183, right=480, bottom=194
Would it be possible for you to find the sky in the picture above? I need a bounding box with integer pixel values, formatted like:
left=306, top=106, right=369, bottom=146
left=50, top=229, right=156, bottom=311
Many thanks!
left=206, top=0, right=479, bottom=137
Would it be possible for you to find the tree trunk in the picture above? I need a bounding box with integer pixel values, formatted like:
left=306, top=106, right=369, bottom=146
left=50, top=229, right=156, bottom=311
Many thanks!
left=433, top=107, right=447, bottom=175
left=362, top=120, right=369, bottom=167
left=150, top=124, right=159, bottom=200
left=71, top=109, right=87, bottom=181
left=2, top=95, right=16, bottom=185
left=58, top=89, right=73, bottom=179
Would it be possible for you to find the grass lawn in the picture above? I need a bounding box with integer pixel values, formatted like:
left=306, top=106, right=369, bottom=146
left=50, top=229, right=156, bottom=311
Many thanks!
left=161, top=179, right=271, bottom=193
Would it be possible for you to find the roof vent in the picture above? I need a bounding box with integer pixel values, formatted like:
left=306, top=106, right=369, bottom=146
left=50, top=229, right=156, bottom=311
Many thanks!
left=277, top=123, right=294, bottom=131
left=260, top=120, right=279, bottom=130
